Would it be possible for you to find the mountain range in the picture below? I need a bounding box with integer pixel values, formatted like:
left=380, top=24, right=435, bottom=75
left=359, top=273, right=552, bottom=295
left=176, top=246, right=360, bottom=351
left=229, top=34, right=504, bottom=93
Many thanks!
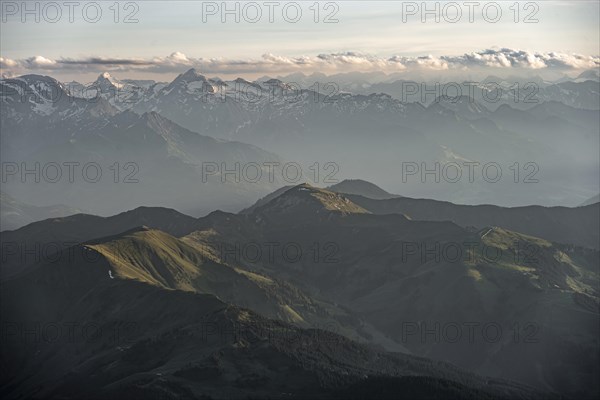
left=0, top=191, right=82, bottom=231
left=2, top=71, right=598, bottom=211
left=1, top=68, right=598, bottom=398
left=1, top=75, right=290, bottom=217
left=2, top=182, right=598, bottom=398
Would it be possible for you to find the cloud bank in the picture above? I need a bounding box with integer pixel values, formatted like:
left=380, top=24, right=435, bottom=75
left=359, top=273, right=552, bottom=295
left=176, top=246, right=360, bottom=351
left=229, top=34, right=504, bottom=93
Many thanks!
left=1, top=49, right=598, bottom=78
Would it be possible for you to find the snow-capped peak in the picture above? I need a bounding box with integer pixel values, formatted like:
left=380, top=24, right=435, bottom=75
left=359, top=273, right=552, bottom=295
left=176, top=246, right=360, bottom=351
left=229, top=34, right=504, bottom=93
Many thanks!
left=96, top=72, right=124, bottom=89
left=179, top=68, right=205, bottom=81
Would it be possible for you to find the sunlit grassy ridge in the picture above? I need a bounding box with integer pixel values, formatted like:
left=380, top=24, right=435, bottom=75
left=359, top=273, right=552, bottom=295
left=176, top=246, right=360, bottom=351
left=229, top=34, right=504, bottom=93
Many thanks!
left=254, top=183, right=370, bottom=217
left=1, top=185, right=598, bottom=398
left=85, top=226, right=387, bottom=346
left=479, top=227, right=599, bottom=295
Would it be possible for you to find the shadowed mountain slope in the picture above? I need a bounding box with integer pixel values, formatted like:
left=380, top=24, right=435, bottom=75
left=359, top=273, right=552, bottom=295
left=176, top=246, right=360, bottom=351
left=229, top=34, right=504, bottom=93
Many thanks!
left=2, top=184, right=598, bottom=397
left=344, top=194, right=600, bottom=250
left=1, top=238, right=547, bottom=399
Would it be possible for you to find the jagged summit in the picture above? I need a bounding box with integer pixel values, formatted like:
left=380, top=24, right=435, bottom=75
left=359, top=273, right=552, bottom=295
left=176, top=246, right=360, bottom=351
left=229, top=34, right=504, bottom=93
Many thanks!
left=263, top=78, right=286, bottom=86
left=95, top=71, right=124, bottom=88
left=140, top=110, right=168, bottom=123
left=430, top=95, right=490, bottom=116
left=166, top=69, right=208, bottom=89
left=234, top=77, right=252, bottom=84
left=180, top=68, right=204, bottom=80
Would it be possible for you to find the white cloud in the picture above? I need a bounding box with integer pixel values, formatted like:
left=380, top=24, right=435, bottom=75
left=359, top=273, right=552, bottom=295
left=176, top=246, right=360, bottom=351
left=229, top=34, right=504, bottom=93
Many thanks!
left=1, top=49, right=598, bottom=78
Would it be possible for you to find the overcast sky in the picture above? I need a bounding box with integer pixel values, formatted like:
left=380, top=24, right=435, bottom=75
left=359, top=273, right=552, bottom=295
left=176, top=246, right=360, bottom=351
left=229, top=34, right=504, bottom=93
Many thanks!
left=1, top=0, right=598, bottom=81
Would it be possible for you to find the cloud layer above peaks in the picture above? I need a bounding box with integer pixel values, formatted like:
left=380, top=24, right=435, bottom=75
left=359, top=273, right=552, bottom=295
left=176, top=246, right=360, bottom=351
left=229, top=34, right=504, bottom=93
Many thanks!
left=2, top=49, right=598, bottom=79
